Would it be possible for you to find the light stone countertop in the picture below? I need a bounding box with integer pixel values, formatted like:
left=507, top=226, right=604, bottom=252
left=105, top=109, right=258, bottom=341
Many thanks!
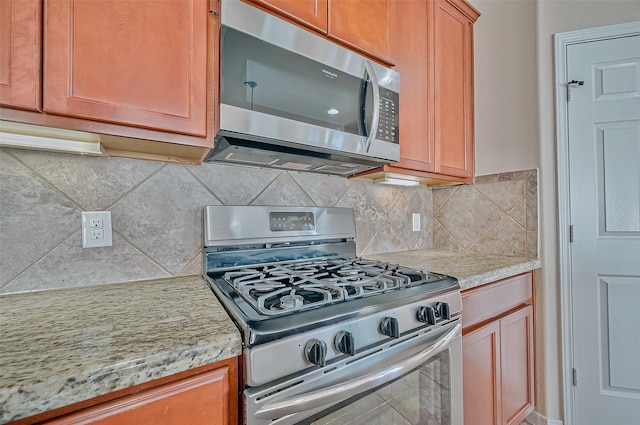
left=0, top=275, right=242, bottom=424
left=363, top=249, right=541, bottom=290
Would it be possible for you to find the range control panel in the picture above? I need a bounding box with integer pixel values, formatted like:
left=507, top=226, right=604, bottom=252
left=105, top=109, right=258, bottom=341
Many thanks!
left=269, top=211, right=316, bottom=232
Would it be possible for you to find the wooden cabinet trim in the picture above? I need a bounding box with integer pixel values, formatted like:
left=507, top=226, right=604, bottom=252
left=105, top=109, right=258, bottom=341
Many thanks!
left=44, top=367, right=232, bottom=425
left=0, top=0, right=41, bottom=111
left=8, top=358, right=238, bottom=425
left=248, top=0, right=328, bottom=34
left=462, top=272, right=533, bottom=331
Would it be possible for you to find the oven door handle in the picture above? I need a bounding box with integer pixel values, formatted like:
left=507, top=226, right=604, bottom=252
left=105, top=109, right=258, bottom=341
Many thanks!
left=254, top=323, right=462, bottom=420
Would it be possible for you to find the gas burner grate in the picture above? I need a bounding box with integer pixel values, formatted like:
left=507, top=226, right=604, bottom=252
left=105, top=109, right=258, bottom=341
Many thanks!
left=222, top=258, right=430, bottom=315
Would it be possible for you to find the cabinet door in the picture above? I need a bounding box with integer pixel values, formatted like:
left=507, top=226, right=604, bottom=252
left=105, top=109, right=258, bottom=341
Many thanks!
left=328, top=0, right=390, bottom=62
left=463, top=320, right=501, bottom=425
left=0, top=0, right=41, bottom=111
left=250, top=0, right=328, bottom=33
left=501, top=305, right=534, bottom=425
left=45, top=367, right=232, bottom=425
left=43, top=0, right=208, bottom=137
left=389, top=0, right=434, bottom=172
left=433, top=0, right=475, bottom=178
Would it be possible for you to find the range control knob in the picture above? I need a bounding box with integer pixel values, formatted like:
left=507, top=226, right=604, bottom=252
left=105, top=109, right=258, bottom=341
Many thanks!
left=304, top=339, right=327, bottom=367
left=334, top=331, right=356, bottom=356
left=379, top=317, right=399, bottom=338
left=434, top=302, right=451, bottom=320
left=416, top=306, right=437, bottom=325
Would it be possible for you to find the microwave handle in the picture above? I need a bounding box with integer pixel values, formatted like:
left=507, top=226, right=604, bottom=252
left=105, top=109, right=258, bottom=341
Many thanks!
left=254, top=323, right=461, bottom=420
left=363, top=61, right=380, bottom=153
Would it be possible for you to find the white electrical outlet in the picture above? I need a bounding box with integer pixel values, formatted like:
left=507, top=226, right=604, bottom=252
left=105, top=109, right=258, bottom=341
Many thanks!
left=412, top=213, right=421, bottom=232
left=82, top=211, right=113, bottom=248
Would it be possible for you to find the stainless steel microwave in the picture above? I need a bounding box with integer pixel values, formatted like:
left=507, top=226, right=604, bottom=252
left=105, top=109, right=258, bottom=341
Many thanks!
left=203, top=0, right=400, bottom=177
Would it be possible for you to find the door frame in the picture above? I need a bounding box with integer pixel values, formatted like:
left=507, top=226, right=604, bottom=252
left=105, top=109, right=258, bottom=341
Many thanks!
left=554, top=20, right=640, bottom=425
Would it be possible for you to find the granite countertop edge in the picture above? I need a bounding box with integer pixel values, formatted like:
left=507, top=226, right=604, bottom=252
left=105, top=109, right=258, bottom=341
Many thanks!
left=0, top=275, right=242, bottom=424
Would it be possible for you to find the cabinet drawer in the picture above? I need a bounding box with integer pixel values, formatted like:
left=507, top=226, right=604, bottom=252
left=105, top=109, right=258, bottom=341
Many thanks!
left=462, top=272, right=532, bottom=330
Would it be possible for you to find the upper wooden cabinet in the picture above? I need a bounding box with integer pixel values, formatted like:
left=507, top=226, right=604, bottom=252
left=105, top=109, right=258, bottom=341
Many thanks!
left=328, top=0, right=391, bottom=62
left=248, top=0, right=392, bottom=64
left=43, top=0, right=208, bottom=137
left=0, top=0, right=41, bottom=111
left=249, top=0, right=328, bottom=33
left=353, top=0, right=479, bottom=186
left=1, top=0, right=216, bottom=163
left=433, top=0, right=476, bottom=179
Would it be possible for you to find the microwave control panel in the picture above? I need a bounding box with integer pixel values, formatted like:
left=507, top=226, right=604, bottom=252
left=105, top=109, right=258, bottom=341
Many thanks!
left=377, top=90, right=399, bottom=144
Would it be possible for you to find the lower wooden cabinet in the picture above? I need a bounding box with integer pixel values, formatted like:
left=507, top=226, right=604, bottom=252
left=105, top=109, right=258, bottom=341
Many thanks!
left=462, top=273, right=535, bottom=425
left=40, top=358, right=238, bottom=425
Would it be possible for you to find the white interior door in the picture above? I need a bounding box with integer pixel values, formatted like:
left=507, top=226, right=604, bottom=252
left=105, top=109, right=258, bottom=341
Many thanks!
left=567, top=33, right=640, bottom=424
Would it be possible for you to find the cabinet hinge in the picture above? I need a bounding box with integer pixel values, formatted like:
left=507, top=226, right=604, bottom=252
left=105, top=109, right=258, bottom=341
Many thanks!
left=572, top=368, right=578, bottom=386
left=569, top=225, right=574, bottom=243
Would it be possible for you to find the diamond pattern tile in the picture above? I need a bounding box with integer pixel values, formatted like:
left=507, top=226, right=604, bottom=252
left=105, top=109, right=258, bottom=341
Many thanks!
left=435, top=186, right=505, bottom=249
left=188, top=162, right=279, bottom=205
left=475, top=180, right=526, bottom=213
left=0, top=150, right=79, bottom=287
left=470, top=216, right=526, bottom=256
left=289, top=172, right=352, bottom=206
left=251, top=173, right=314, bottom=206
left=336, top=182, right=387, bottom=251
left=388, top=188, right=432, bottom=249
left=0, top=232, right=169, bottom=294
left=11, top=149, right=163, bottom=210
left=365, top=183, right=405, bottom=214
left=361, top=219, right=410, bottom=255
left=111, top=164, right=221, bottom=275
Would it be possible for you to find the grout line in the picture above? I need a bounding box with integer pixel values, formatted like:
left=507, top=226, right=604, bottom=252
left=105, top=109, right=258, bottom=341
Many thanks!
left=183, top=165, right=224, bottom=205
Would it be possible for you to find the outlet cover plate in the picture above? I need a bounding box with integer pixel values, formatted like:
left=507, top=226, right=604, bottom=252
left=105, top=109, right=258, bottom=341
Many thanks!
left=82, top=211, right=112, bottom=248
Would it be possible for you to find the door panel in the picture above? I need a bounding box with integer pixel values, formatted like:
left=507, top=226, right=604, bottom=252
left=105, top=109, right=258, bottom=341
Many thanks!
left=567, top=33, right=640, bottom=424
left=43, top=0, right=208, bottom=136
left=501, top=306, right=534, bottom=425
left=433, top=0, right=473, bottom=178
left=462, top=321, right=501, bottom=425
left=0, top=0, right=41, bottom=111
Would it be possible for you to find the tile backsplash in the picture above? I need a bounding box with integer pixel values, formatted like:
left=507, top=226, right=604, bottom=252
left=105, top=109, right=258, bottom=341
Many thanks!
left=0, top=148, right=537, bottom=294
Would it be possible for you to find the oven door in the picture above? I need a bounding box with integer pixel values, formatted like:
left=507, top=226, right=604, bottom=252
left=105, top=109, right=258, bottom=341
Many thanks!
left=244, top=321, right=463, bottom=425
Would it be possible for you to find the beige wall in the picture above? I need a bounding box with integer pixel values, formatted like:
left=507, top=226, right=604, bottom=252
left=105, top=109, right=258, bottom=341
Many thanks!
left=473, top=0, right=539, bottom=177
left=470, top=0, right=640, bottom=421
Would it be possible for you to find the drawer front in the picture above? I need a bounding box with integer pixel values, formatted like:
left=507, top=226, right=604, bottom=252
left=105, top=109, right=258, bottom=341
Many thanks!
left=462, top=272, right=532, bottom=330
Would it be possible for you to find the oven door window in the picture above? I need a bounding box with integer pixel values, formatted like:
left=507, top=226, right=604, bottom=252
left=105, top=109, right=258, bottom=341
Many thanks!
left=301, top=350, right=451, bottom=425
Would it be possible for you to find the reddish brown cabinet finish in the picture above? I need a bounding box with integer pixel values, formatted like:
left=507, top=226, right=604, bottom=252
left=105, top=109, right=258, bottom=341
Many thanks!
left=35, top=359, right=238, bottom=425
left=433, top=0, right=476, bottom=179
left=0, top=0, right=41, bottom=111
left=43, top=0, right=208, bottom=137
left=328, top=0, right=391, bottom=62
left=353, top=0, right=479, bottom=186
left=250, top=0, right=328, bottom=33
left=248, top=0, right=392, bottom=64
left=462, top=273, right=535, bottom=425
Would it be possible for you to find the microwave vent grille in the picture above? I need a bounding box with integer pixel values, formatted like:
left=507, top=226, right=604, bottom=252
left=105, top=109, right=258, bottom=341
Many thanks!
left=224, top=152, right=279, bottom=166
left=314, top=165, right=360, bottom=175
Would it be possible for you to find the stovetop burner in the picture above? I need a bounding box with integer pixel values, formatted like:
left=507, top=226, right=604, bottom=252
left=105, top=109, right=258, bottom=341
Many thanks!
left=221, top=257, right=444, bottom=316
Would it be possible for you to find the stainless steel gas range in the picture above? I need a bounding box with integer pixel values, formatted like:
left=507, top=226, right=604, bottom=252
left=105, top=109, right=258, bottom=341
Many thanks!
left=203, top=206, right=463, bottom=425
